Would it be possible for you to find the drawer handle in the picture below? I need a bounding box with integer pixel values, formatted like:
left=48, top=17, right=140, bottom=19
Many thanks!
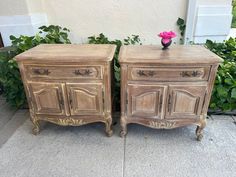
left=33, top=68, right=50, bottom=75
left=59, top=91, right=64, bottom=108
left=137, top=70, right=155, bottom=77
left=180, top=71, right=202, bottom=77
left=168, top=94, right=171, bottom=113
left=74, top=69, right=92, bottom=76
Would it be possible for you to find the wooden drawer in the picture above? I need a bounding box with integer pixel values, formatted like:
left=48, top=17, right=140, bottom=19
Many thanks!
left=128, top=66, right=211, bottom=81
left=24, top=65, right=102, bottom=80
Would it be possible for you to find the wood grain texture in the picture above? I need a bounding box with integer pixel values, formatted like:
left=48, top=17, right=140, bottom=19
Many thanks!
left=16, top=44, right=116, bottom=136
left=119, top=45, right=222, bottom=140
left=119, top=45, right=223, bottom=64
left=25, top=65, right=102, bottom=80
left=15, top=44, right=116, bottom=62
left=129, top=66, right=210, bottom=81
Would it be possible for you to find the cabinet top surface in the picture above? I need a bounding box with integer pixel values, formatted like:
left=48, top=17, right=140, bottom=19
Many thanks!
left=119, top=45, right=223, bottom=64
left=15, top=44, right=116, bottom=62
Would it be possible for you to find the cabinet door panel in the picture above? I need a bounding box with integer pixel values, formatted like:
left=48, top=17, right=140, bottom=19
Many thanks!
left=67, top=83, right=103, bottom=116
left=29, top=83, right=66, bottom=115
left=128, top=84, right=167, bottom=119
left=166, top=85, right=207, bottom=119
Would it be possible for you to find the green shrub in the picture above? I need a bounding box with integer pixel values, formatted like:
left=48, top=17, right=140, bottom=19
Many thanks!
left=205, top=38, right=236, bottom=111
left=0, top=47, right=25, bottom=107
left=205, top=38, right=236, bottom=62
left=0, top=25, right=71, bottom=108
left=88, top=33, right=142, bottom=110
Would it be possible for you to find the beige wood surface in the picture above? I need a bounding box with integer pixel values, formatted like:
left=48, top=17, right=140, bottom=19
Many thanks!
left=166, top=85, right=207, bottom=119
left=66, top=83, right=103, bottom=116
left=25, top=65, right=102, bottom=80
left=119, top=45, right=222, bottom=141
left=128, top=66, right=211, bottom=81
left=16, top=44, right=116, bottom=137
left=15, top=44, right=116, bottom=62
left=29, top=82, right=66, bottom=115
left=127, top=84, right=167, bottom=119
left=119, top=45, right=223, bottom=64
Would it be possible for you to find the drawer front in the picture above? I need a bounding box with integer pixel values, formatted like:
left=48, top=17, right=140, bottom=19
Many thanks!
left=128, top=66, right=211, bottom=81
left=24, top=65, right=102, bottom=80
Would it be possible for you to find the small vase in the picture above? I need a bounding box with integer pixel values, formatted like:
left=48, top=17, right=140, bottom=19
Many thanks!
left=161, top=39, right=172, bottom=50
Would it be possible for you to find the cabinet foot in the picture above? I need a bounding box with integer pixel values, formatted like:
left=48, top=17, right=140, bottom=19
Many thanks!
left=105, top=115, right=113, bottom=137
left=195, top=117, right=206, bottom=141
left=120, top=116, right=127, bottom=138
left=106, top=130, right=113, bottom=137
left=120, top=130, right=127, bottom=138
left=196, top=132, right=203, bottom=141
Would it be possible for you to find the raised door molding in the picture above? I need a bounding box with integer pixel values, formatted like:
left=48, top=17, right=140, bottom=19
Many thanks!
left=127, top=84, right=167, bottom=119
left=29, top=82, right=66, bottom=115
left=66, top=83, right=103, bottom=116
left=166, top=85, right=207, bottom=119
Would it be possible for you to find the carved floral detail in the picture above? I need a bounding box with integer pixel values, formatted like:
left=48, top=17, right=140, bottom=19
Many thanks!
left=149, top=120, right=176, bottom=129
left=47, top=117, right=86, bottom=126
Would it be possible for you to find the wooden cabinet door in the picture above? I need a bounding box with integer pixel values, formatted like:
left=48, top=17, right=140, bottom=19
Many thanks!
left=127, top=84, right=167, bottom=119
left=166, top=85, right=207, bottom=119
left=29, top=82, right=67, bottom=115
left=66, top=83, right=103, bottom=116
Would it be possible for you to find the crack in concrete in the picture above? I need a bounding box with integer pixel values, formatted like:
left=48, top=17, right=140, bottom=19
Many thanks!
left=122, top=136, right=126, bottom=177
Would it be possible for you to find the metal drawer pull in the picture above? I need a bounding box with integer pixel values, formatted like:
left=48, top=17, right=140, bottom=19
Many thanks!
left=168, top=94, right=171, bottom=113
left=58, top=91, right=64, bottom=108
left=137, top=70, right=156, bottom=77
left=74, top=69, right=92, bottom=76
left=33, top=68, right=50, bottom=75
left=180, top=71, right=202, bottom=77
left=159, top=95, right=163, bottom=112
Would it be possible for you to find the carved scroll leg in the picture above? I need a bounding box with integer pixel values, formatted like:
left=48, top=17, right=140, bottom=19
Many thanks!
left=30, top=110, right=40, bottom=135
left=32, top=119, right=40, bottom=135
left=105, top=115, right=113, bottom=137
left=196, top=115, right=207, bottom=141
left=120, top=116, right=127, bottom=138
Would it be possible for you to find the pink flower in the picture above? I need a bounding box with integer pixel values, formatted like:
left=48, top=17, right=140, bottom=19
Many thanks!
left=162, top=38, right=171, bottom=44
left=158, top=31, right=176, bottom=43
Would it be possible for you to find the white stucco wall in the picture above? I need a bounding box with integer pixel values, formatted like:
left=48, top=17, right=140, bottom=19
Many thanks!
left=0, top=0, right=47, bottom=46
left=0, top=0, right=233, bottom=45
left=41, top=0, right=188, bottom=44
left=0, top=0, right=28, bottom=16
left=26, top=0, right=44, bottom=14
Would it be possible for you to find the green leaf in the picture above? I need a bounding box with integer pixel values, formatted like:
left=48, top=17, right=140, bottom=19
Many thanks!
left=216, top=86, right=228, bottom=98
left=9, top=35, right=17, bottom=40
left=224, top=78, right=233, bottom=85
left=177, top=18, right=185, bottom=25
left=231, top=88, right=236, bottom=99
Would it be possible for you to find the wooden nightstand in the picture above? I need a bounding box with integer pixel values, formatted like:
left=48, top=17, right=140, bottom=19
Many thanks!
left=16, top=44, right=116, bottom=136
left=119, top=45, right=222, bottom=140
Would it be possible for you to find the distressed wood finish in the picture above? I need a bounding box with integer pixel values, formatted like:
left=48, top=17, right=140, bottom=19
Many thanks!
left=119, top=45, right=222, bottom=140
left=16, top=44, right=116, bottom=136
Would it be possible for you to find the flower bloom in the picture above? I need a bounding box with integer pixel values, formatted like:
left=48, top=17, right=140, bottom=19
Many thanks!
left=158, top=31, right=176, bottom=44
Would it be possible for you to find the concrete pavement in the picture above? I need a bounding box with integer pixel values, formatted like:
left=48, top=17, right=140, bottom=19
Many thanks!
left=0, top=104, right=235, bottom=177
